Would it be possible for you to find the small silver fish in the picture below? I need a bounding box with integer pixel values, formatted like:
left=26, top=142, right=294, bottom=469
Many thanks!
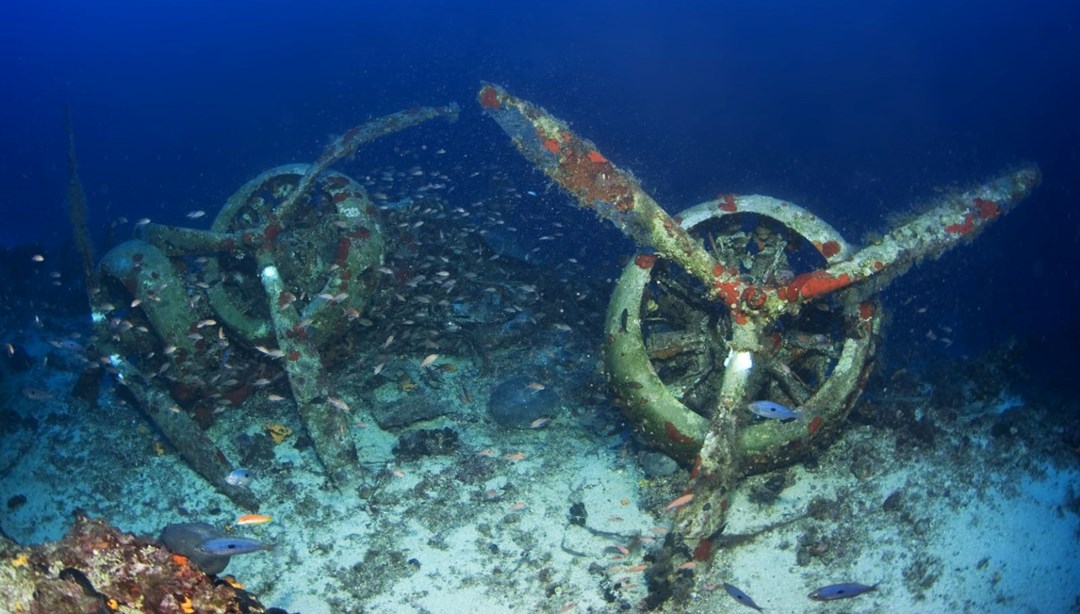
left=748, top=400, right=803, bottom=421
left=21, top=387, right=53, bottom=401
left=723, top=582, right=763, bottom=611
left=224, top=468, right=253, bottom=488
left=808, top=582, right=878, bottom=601
left=529, top=417, right=552, bottom=429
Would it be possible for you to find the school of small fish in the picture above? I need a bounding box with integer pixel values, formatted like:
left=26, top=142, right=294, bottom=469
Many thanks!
left=6, top=142, right=896, bottom=611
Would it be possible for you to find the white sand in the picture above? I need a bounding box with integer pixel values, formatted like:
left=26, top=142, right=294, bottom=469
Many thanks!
left=2, top=343, right=1078, bottom=613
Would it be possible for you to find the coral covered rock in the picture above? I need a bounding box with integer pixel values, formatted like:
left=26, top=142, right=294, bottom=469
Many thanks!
left=0, top=513, right=268, bottom=613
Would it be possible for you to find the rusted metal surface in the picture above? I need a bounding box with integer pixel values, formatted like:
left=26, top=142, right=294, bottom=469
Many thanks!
left=94, top=103, right=458, bottom=497
left=479, top=83, right=727, bottom=300
left=480, top=83, right=1040, bottom=538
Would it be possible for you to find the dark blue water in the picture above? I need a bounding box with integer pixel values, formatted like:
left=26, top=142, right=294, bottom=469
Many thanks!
left=3, top=0, right=1078, bottom=388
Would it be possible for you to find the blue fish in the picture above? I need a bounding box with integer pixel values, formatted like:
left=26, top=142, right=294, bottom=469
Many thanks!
left=199, top=537, right=272, bottom=557
left=808, top=582, right=878, bottom=601
left=723, top=582, right=764, bottom=611
left=225, top=468, right=253, bottom=488
left=748, top=400, right=803, bottom=421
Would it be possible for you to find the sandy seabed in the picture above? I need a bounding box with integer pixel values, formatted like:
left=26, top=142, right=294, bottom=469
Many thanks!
left=2, top=331, right=1078, bottom=614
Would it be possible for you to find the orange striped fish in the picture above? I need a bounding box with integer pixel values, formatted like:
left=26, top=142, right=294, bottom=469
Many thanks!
left=235, top=514, right=273, bottom=526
